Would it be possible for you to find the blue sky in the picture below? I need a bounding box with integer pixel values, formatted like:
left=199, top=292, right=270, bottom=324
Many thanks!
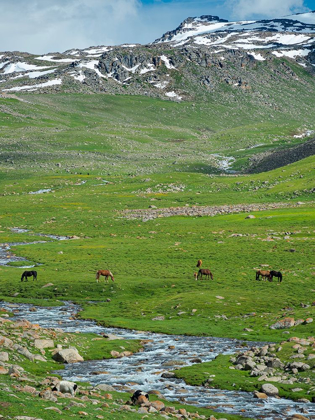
left=0, top=0, right=314, bottom=54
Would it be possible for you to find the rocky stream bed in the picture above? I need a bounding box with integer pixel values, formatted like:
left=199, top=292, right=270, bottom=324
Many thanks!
left=1, top=301, right=315, bottom=420
left=1, top=231, right=315, bottom=419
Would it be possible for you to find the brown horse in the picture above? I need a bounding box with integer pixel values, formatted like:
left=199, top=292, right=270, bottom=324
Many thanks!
left=193, top=272, right=198, bottom=280
left=96, top=270, right=114, bottom=283
left=255, top=270, right=271, bottom=281
left=196, top=259, right=202, bottom=268
left=197, top=269, right=213, bottom=280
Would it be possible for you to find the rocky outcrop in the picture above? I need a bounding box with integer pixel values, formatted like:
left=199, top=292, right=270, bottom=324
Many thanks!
left=248, top=138, right=315, bottom=173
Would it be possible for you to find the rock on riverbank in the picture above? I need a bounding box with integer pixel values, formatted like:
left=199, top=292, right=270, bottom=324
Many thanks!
left=0, top=309, right=228, bottom=420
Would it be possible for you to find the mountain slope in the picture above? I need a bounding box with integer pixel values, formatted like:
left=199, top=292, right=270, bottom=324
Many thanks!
left=0, top=12, right=314, bottom=100
left=1, top=12, right=315, bottom=174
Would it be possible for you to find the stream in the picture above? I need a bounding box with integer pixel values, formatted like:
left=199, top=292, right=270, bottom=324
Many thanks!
left=1, top=235, right=315, bottom=419
left=1, top=301, right=315, bottom=420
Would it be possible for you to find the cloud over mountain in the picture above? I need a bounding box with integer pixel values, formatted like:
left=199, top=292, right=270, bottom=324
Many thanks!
left=227, top=0, right=310, bottom=20
left=0, top=0, right=141, bottom=53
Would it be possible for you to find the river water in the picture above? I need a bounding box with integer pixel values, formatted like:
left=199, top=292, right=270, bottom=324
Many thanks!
left=1, top=301, right=315, bottom=420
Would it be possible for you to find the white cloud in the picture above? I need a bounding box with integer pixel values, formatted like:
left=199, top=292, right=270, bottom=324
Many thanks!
left=0, top=0, right=231, bottom=54
left=0, top=0, right=141, bottom=54
left=1, top=0, right=311, bottom=54
left=226, top=0, right=310, bottom=20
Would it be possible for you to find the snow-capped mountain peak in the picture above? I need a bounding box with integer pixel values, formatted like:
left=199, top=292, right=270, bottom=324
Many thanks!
left=0, top=12, right=314, bottom=98
left=154, top=11, right=315, bottom=46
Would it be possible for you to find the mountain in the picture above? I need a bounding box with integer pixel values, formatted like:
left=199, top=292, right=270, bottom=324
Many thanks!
left=0, top=11, right=314, bottom=101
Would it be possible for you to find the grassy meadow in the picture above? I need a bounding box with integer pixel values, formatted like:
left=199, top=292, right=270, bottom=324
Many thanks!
left=0, top=93, right=315, bottom=418
left=0, top=94, right=315, bottom=341
left=0, top=93, right=314, bottom=343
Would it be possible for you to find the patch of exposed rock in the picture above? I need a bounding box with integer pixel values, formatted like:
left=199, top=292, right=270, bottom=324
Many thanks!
left=229, top=337, right=315, bottom=397
left=248, top=138, right=315, bottom=173
left=122, top=201, right=307, bottom=221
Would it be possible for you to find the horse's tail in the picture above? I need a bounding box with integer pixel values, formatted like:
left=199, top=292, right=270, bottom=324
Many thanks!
left=21, top=273, right=24, bottom=282
left=255, top=270, right=259, bottom=280
left=96, top=271, right=99, bottom=282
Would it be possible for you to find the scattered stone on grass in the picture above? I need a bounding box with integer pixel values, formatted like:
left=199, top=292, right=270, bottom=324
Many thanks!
left=52, top=347, right=84, bottom=363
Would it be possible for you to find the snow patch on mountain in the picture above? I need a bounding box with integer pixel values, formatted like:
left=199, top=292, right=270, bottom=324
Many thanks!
left=272, top=49, right=310, bottom=58
left=122, top=63, right=141, bottom=73
left=4, top=78, right=62, bottom=92
left=70, top=71, right=85, bottom=82
left=288, top=11, right=315, bottom=25
left=2, top=62, right=51, bottom=74
left=75, top=60, right=106, bottom=79
left=154, top=81, right=169, bottom=89
left=0, top=61, right=10, bottom=69
left=161, top=55, right=176, bottom=69
left=165, top=91, right=182, bottom=100
left=83, top=46, right=111, bottom=55
left=35, top=55, right=74, bottom=63
left=24, top=69, right=56, bottom=79
left=249, top=52, right=265, bottom=61
left=139, top=64, right=156, bottom=74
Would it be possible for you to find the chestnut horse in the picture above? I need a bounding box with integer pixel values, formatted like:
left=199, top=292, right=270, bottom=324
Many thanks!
left=196, top=259, right=202, bottom=268
left=96, top=270, right=114, bottom=283
left=197, top=269, right=213, bottom=280
left=255, top=270, right=271, bottom=281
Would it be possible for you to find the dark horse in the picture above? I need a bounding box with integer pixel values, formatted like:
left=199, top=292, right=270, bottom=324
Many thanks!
left=21, top=270, right=37, bottom=282
left=96, top=270, right=114, bottom=283
left=270, top=270, right=283, bottom=282
left=197, top=269, right=213, bottom=280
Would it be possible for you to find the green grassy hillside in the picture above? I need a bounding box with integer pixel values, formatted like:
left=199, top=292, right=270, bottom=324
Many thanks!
left=1, top=93, right=315, bottom=176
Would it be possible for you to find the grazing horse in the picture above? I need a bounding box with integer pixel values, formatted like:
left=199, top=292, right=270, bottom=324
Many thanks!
left=96, top=270, right=114, bottom=283
left=21, top=270, right=37, bottom=282
left=270, top=270, right=283, bottom=283
left=193, top=272, right=198, bottom=280
left=197, top=269, right=213, bottom=280
left=255, top=270, right=271, bottom=281
left=196, top=259, right=202, bottom=268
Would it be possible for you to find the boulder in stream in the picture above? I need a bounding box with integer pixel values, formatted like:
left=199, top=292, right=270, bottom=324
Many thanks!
left=52, top=347, right=84, bottom=363
left=261, top=383, right=279, bottom=396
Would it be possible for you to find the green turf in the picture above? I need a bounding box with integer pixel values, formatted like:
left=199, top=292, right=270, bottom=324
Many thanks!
left=0, top=92, right=314, bottom=418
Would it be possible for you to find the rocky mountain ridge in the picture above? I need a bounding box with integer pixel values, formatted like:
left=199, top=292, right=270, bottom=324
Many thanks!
left=0, top=12, right=314, bottom=100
